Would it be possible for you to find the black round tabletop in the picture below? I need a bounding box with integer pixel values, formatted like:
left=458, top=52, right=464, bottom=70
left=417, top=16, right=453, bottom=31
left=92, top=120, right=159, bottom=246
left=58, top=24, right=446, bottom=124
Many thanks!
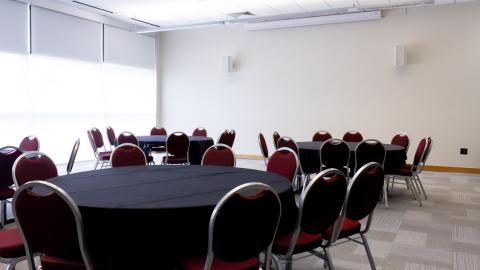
left=137, top=135, right=213, bottom=143
left=297, top=141, right=404, bottom=152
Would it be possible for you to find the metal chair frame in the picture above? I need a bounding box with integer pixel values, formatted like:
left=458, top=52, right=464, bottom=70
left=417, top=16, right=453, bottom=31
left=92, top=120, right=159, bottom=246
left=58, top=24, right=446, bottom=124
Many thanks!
left=312, top=130, right=333, bottom=142
left=111, top=143, right=148, bottom=167
left=66, top=139, right=80, bottom=175
left=276, top=137, right=305, bottom=192
left=391, top=132, right=410, bottom=153
left=273, top=131, right=281, bottom=150
left=201, top=143, right=236, bottom=167
left=163, top=131, right=190, bottom=165
left=88, top=129, right=110, bottom=170
left=12, top=151, right=58, bottom=189
left=216, top=129, right=236, bottom=147
left=0, top=146, right=22, bottom=226
left=319, top=139, right=351, bottom=178
left=268, top=147, right=300, bottom=189
left=204, top=182, right=282, bottom=270
left=12, top=181, right=94, bottom=270
left=106, top=126, right=116, bottom=150
left=258, top=133, right=269, bottom=166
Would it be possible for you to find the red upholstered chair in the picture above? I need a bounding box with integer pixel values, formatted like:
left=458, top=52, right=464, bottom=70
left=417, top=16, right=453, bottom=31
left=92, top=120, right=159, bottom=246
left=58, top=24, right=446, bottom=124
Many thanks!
left=277, top=137, right=299, bottom=155
left=342, top=131, right=363, bottom=142
left=111, top=143, right=147, bottom=168
left=12, top=152, right=58, bottom=188
left=273, top=131, right=281, bottom=150
left=106, top=126, right=116, bottom=149
left=391, top=132, right=410, bottom=152
left=117, top=131, right=139, bottom=145
left=162, top=132, right=190, bottom=165
left=0, top=146, right=23, bottom=225
left=267, top=148, right=299, bottom=184
left=19, top=135, right=39, bottom=152
left=320, top=139, right=350, bottom=177
left=192, top=127, right=207, bottom=137
left=272, top=169, right=347, bottom=270
left=179, top=182, right=282, bottom=270
left=66, top=139, right=80, bottom=175
left=0, top=227, right=26, bottom=270
left=258, top=133, right=269, bottom=165
left=321, top=162, right=384, bottom=270
left=87, top=128, right=111, bottom=169
left=312, top=131, right=332, bottom=142
left=217, top=129, right=236, bottom=148
left=202, top=144, right=236, bottom=167
left=13, top=181, right=96, bottom=270
left=151, top=127, right=167, bottom=136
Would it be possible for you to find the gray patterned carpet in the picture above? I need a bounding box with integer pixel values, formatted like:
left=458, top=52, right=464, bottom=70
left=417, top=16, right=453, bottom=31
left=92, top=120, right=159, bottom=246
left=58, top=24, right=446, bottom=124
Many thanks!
left=5, top=159, right=480, bottom=270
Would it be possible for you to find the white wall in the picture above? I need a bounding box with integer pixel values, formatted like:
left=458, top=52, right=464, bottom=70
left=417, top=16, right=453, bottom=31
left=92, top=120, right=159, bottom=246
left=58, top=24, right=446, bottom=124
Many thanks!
left=156, top=2, right=480, bottom=168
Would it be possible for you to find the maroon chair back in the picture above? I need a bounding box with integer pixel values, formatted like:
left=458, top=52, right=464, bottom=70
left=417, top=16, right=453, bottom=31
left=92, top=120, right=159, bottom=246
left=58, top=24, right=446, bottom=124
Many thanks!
left=106, top=126, right=116, bottom=147
left=19, top=136, right=39, bottom=152
left=13, top=152, right=58, bottom=188
left=117, top=132, right=139, bottom=146
left=391, top=133, right=410, bottom=151
left=413, top=138, right=427, bottom=169
left=87, top=130, right=97, bottom=153
left=301, top=169, right=347, bottom=233
left=166, top=132, right=190, bottom=158
left=151, top=127, right=167, bottom=136
left=320, top=139, right=350, bottom=174
left=218, top=129, right=236, bottom=148
left=267, top=148, right=298, bottom=183
left=273, top=131, right=281, bottom=149
left=342, top=131, right=363, bottom=142
left=66, top=139, right=80, bottom=175
left=13, top=181, right=93, bottom=270
left=312, top=131, right=332, bottom=142
left=0, top=146, right=23, bottom=189
left=111, top=143, right=147, bottom=168
left=258, top=133, right=269, bottom=160
left=345, top=162, right=384, bottom=222
left=421, top=137, right=432, bottom=164
left=201, top=144, right=236, bottom=167
left=89, top=128, right=105, bottom=149
left=277, top=137, right=299, bottom=155
left=355, top=140, right=385, bottom=173
left=207, top=183, right=281, bottom=266
left=192, top=127, right=207, bottom=137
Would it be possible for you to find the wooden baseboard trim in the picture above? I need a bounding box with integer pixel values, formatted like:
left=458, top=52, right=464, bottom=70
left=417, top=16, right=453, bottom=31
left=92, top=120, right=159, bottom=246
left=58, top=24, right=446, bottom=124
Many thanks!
left=237, top=154, right=480, bottom=174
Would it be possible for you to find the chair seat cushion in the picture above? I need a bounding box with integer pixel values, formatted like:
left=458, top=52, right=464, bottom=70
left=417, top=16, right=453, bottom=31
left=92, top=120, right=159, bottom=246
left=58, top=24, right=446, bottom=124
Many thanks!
left=179, top=256, right=259, bottom=270
left=273, top=230, right=323, bottom=255
left=0, top=228, right=25, bottom=258
left=389, top=164, right=413, bottom=176
left=98, top=151, right=111, bottom=161
left=162, top=156, right=188, bottom=164
left=0, top=187, right=15, bottom=200
left=323, top=218, right=361, bottom=240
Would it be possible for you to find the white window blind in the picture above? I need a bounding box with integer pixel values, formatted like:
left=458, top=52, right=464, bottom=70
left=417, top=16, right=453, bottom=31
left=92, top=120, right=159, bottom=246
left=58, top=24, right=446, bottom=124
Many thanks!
left=0, top=0, right=29, bottom=54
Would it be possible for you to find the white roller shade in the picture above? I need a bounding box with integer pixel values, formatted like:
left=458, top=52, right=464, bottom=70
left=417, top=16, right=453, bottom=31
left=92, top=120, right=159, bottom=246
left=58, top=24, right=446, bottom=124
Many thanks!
left=104, top=25, right=155, bottom=69
left=0, top=0, right=28, bottom=54
left=31, top=6, right=102, bottom=62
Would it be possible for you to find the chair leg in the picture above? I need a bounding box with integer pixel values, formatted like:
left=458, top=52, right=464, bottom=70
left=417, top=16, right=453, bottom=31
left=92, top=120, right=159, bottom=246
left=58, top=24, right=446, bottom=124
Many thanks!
left=0, top=200, right=6, bottom=226
left=407, top=177, right=422, bottom=206
left=360, top=234, right=377, bottom=270
left=415, top=175, right=428, bottom=200
left=383, top=178, right=389, bottom=208
left=94, top=160, right=99, bottom=170
left=322, top=247, right=334, bottom=270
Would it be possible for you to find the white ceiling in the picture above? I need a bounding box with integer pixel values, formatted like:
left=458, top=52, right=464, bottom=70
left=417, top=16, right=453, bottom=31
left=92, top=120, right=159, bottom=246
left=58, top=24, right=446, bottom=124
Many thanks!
left=53, top=0, right=476, bottom=30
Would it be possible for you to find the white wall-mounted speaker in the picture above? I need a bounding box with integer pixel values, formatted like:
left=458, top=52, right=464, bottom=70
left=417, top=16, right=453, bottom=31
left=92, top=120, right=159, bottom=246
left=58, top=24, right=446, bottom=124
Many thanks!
left=394, top=45, right=407, bottom=67
left=223, top=56, right=234, bottom=72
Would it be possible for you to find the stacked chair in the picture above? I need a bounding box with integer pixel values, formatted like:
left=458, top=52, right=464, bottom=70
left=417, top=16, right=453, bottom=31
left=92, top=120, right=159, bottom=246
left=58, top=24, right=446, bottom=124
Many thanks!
left=87, top=128, right=111, bottom=169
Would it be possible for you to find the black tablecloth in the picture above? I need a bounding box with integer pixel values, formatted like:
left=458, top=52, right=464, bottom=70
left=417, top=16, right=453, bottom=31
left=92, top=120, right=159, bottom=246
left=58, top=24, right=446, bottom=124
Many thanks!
left=137, top=135, right=214, bottom=165
left=297, top=141, right=407, bottom=174
left=49, top=165, right=296, bottom=269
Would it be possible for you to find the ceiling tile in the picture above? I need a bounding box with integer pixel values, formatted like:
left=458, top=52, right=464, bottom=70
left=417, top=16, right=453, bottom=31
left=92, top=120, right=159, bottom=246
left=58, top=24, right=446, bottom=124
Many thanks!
left=357, top=0, right=389, bottom=6
left=293, top=0, right=332, bottom=11
left=324, top=0, right=359, bottom=8
left=261, top=0, right=307, bottom=14
left=232, top=0, right=280, bottom=16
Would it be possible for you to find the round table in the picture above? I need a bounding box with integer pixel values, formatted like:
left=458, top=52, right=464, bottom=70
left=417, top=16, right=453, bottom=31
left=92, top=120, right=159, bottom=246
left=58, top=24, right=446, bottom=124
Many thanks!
left=49, top=165, right=296, bottom=269
left=297, top=141, right=407, bottom=174
left=137, top=135, right=214, bottom=165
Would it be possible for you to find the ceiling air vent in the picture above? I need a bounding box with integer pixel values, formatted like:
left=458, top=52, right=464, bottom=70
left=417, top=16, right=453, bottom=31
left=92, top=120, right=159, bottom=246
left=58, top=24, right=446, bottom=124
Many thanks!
left=72, top=1, right=114, bottom=14
left=227, top=11, right=255, bottom=19
left=130, top=18, right=161, bottom=28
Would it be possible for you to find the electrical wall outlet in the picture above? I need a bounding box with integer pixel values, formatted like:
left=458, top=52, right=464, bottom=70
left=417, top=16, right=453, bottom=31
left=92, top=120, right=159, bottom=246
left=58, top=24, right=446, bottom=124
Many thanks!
left=460, top=148, right=468, bottom=155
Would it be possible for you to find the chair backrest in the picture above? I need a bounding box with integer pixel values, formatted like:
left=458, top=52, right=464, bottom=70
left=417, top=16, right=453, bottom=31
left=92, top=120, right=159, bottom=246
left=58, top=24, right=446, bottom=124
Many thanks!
left=151, top=127, right=167, bottom=136
left=391, top=132, right=410, bottom=152
left=258, top=133, right=269, bottom=160
left=354, top=139, right=386, bottom=173
left=117, top=132, right=139, bottom=146
left=320, top=139, right=350, bottom=173
left=342, top=131, right=363, bottom=142
left=13, top=151, right=58, bottom=188
left=106, top=126, right=116, bottom=147
left=86, top=130, right=97, bottom=154
left=66, top=139, right=80, bottom=175
left=19, top=135, right=40, bottom=152
left=277, top=136, right=299, bottom=155
left=204, top=182, right=281, bottom=270
left=331, top=163, right=384, bottom=241
left=283, top=169, right=347, bottom=256
left=412, top=138, right=427, bottom=170
left=89, top=128, right=105, bottom=149
left=273, top=131, right=281, bottom=149
left=166, top=132, right=190, bottom=158
left=312, top=130, right=332, bottom=142
left=267, top=147, right=299, bottom=183
left=217, top=129, right=236, bottom=147
left=111, top=143, right=147, bottom=168
left=13, top=181, right=93, bottom=270
left=192, top=127, right=207, bottom=137
left=417, top=137, right=433, bottom=173
left=202, top=144, right=236, bottom=167
left=0, top=146, right=23, bottom=189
